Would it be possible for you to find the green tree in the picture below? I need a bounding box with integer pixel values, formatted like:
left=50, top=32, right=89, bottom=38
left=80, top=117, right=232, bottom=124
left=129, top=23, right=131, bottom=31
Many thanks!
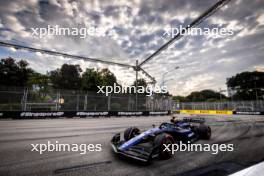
left=178, top=89, right=226, bottom=102
left=0, top=57, right=33, bottom=87
left=81, top=68, right=104, bottom=91
left=186, top=91, right=205, bottom=102
left=100, top=68, right=117, bottom=86
left=49, top=64, right=82, bottom=90
left=172, top=95, right=186, bottom=102
left=132, top=78, right=147, bottom=87
left=130, top=78, right=148, bottom=95
left=27, top=72, right=50, bottom=92
left=227, top=71, right=264, bottom=100
left=81, top=68, right=118, bottom=91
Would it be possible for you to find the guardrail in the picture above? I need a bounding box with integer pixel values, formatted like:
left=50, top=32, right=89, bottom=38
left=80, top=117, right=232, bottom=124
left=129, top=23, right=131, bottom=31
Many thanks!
left=172, top=100, right=264, bottom=112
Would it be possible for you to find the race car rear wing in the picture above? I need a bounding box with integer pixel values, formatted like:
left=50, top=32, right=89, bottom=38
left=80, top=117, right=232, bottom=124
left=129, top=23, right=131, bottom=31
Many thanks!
left=182, top=117, right=205, bottom=123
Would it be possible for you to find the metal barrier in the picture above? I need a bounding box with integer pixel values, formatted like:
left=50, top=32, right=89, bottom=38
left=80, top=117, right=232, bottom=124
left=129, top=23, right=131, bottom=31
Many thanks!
left=0, top=87, right=172, bottom=111
left=2, top=86, right=263, bottom=113
left=172, top=101, right=264, bottom=111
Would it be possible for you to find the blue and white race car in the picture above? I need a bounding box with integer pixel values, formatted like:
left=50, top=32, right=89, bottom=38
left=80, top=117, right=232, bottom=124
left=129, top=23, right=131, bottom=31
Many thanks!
left=111, top=117, right=211, bottom=162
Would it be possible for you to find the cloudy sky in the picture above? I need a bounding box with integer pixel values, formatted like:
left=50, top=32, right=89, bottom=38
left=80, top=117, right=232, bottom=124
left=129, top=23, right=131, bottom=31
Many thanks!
left=0, top=0, right=263, bottom=95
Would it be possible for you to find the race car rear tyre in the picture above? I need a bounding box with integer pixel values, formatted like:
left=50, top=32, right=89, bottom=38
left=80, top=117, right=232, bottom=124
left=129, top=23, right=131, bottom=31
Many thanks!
left=154, top=133, right=174, bottom=159
left=124, top=127, right=140, bottom=141
left=191, top=125, right=199, bottom=134
left=198, top=124, right=211, bottom=140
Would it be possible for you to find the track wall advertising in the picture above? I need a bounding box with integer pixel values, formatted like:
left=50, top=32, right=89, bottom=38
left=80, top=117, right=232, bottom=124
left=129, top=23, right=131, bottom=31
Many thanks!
left=0, top=111, right=170, bottom=119
left=180, top=110, right=233, bottom=115
left=179, top=110, right=264, bottom=115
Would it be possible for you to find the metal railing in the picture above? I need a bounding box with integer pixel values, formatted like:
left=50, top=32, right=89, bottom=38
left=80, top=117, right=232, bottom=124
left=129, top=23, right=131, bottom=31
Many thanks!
left=172, top=101, right=264, bottom=111
left=2, top=86, right=262, bottom=112
left=0, top=87, right=172, bottom=111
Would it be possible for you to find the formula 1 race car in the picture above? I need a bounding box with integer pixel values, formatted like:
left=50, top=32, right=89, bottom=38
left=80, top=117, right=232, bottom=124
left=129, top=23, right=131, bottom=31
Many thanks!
left=111, top=117, right=211, bottom=162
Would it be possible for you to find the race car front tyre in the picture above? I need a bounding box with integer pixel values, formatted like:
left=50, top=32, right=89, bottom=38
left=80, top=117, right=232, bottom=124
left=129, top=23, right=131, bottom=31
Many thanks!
left=111, top=133, right=120, bottom=144
left=198, top=124, right=211, bottom=140
left=154, top=133, right=174, bottom=159
left=124, top=127, right=140, bottom=141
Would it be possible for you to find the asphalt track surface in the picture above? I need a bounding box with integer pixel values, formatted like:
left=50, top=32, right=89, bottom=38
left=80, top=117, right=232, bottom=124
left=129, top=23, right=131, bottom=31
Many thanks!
left=0, top=115, right=264, bottom=176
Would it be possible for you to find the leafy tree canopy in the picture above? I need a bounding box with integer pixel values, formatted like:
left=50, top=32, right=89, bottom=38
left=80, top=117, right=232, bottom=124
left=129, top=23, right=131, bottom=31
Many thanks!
left=132, top=78, right=147, bottom=87
left=0, top=57, right=33, bottom=87
left=81, top=68, right=118, bottom=92
left=227, top=71, right=264, bottom=89
left=227, top=71, right=264, bottom=100
left=173, top=89, right=226, bottom=102
left=49, top=64, right=82, bottom=90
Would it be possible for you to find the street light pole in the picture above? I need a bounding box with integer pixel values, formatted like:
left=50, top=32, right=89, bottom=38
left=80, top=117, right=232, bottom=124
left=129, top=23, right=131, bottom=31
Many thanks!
left=255, top=81, right=258, bottom=101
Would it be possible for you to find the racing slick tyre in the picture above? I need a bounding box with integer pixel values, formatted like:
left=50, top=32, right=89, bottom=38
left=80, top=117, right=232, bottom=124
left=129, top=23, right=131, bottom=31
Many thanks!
left=124, top=127, right=140, bottom=141
left=198, top=124, right=211, bottom=140
left=191, top=125, right=199, bottom=134
left=154, top=133, right=175, bottom=159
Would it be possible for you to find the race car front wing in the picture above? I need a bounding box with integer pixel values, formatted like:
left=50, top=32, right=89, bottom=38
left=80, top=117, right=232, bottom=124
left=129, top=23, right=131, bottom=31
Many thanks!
left=111, top=133, right=157, bottom=162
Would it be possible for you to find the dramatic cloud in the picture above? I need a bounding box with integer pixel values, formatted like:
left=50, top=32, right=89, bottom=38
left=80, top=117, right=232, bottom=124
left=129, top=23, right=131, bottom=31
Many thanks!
left=0, top=0, right=263, bottom=95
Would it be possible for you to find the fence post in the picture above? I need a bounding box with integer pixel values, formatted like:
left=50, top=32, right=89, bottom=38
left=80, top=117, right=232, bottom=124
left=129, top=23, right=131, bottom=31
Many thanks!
left=127, top=95, right=130, bottom=111
left=55, top=91, right=60, bottom=111
left=145, top=96, right=147, bottom=111
left=21, top=88, right=28, bottom=111
left=107, top=94, right=111, bottom=111
left=153, top=97, right=155, bottom=111
left=76, top=94, right=80, bottom=111
left=21, top=88, right=24, bottom=111
left=84, top=92, right=87, bottom=111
